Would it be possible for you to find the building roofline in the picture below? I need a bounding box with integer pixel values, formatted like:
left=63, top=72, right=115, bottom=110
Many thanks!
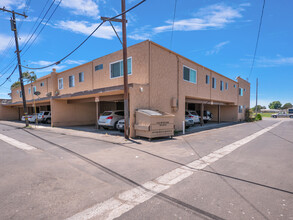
left=148, top=40, right=239, bottom=84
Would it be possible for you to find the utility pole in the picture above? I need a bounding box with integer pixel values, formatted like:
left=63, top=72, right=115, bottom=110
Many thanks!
left=101, top=0, right=129, bottom=139
left=255, top=78, right=258, bottom=113
left=0, top=7, right=29, bottom=126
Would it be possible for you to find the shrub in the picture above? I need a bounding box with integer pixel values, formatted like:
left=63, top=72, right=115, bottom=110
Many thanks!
left=245, top=108, right=254, bottom=122
left=255, top=113, right=262, bottom=121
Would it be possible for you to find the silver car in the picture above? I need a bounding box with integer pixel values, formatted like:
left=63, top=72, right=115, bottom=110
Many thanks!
left=185, top=117, right=194, bottom=128
left=116, top=119, right=125, bottom=132
left=98, top=110, right=124, bottom=129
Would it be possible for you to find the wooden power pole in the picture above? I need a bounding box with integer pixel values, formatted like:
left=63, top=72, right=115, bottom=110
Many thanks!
left=0, top=7, right=29, bottom=126
left=255, top=78, right=258, bottom=113
left=101, top=0, right=129, bottom=139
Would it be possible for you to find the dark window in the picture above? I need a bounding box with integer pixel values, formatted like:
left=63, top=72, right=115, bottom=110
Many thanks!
left=183, top=66, right=196, bottom=83
left=206, top=75, right=210, bottom=84
left=225, top=82, right=228, bottom=90
left=212, top=77, right=216, bottom=89
left=95, top=64, right=103, bottom=71
left=220, top=80, right=224, bottom=91
left=40, top=82, right=44, bottom=87
left=79, top=72, right=84, bottom=82
left=239, top=88, right=243, bottom=96
left=69, top=75, right=75, bottom=87
left=110, top=58, right=132, bottom=78
left=115, top=111, right=124, bottom=116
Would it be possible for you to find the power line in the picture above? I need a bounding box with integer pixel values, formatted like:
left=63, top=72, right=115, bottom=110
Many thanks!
left=21, top=0, right=146, bottom=70
left=22, top=0, right=63, bottom=57
left=0, top=65, right=18, bottom=87
left=170, top=0, right=177, bottom=49
left=248, top=0, right=266, bottom=80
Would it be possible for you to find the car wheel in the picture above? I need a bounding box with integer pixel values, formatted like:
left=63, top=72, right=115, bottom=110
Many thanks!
left=46, top=118, right=51, bottom=124
left=114, top=122, right=118, bottom=130
left=204, top=120, right=208, bottom=123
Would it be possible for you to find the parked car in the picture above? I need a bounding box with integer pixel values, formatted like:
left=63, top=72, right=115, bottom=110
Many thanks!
left=271, top=111, right=293, bottom=118
left=185, top=110, right=200, bottom=124
left=197, top=110, right=213, bottom=123
left=185, top=117, right=194, bottom=129
left=98, top=110, right=124, bottom=129
left=21, top=114, right=38, bottom=123
left=116, top=119, right=125, bottom=132
left=38, top=111, right=51, bottom=124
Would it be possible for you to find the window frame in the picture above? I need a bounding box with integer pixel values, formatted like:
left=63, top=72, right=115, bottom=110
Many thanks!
left=220, top=80, right=224, bottom=91
left=238, top=105, right=243, bottom=113
left=225, top=82, right=228, bottom=90
left=33, top=86, right=36, bottom=94
left=183, top=65, right=197, bottom=84
left=40, top=82, right=44, bottom=87
left=28, top=87, right=31, bottom=94
left=19, top=90, right=22, bottom=98
left=239, top=88, right=244, bottom=96
left=79, top=72, right=84, bottom=83
left=206, top=75, right=210, bottom=84
left=58, top=78, right=63, bottom=90
left=109, top=57, right=132, bottom=79
left=69, top=75, right=75, bottom=88
left=95, top=64, right=103, bottom=71
left=212, top=77, right=216, bottom=89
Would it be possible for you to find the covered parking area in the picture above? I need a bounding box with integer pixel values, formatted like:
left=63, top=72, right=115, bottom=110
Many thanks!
left=185, top=98, right=238, bottom=126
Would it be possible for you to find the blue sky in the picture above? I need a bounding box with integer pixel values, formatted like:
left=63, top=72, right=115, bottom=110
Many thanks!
left=0, top=0, right=292, bottom=108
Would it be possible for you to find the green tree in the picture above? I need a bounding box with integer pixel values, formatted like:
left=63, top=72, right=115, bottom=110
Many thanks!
left=282, top=102, right=293, bottom=109
left=11, top=81, right=20, bottom=90
left=269, top=101, right=282, bottom=109
left=22, top=71, right=37, bottom=84
left=251, top=105, right=266, bottom=112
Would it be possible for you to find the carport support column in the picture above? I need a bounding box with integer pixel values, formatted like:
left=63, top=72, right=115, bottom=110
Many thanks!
left=200, top=103, right=204, bottom=126
left=95, top=98, right=100, bottom=129
left=218, top=105, right=221, bottom=124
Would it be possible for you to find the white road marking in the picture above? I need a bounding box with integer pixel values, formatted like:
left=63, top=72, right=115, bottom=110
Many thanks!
left=67, top=121, right=283, bottom=220
left=0, top=133, right=36, bottom=151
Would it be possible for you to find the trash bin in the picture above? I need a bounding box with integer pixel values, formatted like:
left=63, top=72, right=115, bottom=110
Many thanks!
left=134, top=109, right=175, bottom=140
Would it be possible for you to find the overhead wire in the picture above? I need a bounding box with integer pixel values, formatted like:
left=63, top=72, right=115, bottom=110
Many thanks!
left=170, top=0, right=177, bottom=49
left=248, top=0, right=266, bottom=80
left=21, top=0, right=146, bottom=70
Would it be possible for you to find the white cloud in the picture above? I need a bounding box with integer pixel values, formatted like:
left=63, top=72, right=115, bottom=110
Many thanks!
left=242, top=56, right=293, bottom=67
left=0, top=34, right=13, bottom=53
left=60, top=0, right=100, bottom=18
left=56, top=20, right=121, bottom=40
left=129, top=25, right=152, bottom=40
left=154, top=4, right=243, bottom=33
left=206, top=41, right=230, bottom=55
left=1, top=0, right=26, bottom=9
left=64, top=59, right=87, bottom=65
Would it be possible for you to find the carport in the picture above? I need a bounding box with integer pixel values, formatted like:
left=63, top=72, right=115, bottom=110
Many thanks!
left=185, top=98, right=238, bottom=126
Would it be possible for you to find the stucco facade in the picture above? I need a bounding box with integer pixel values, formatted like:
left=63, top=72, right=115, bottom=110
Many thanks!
left=3, top=40, right=250, bottom=137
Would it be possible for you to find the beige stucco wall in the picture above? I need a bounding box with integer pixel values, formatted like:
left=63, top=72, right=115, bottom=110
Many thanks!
left=237, top=77, right=250, bottom=120
left=0, top=101, right=19, bottom=120
left=51, top=99, right=96, bottom=127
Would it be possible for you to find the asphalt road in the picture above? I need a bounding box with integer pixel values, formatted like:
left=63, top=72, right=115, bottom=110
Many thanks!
left=0, top=118, right=292, bottom=220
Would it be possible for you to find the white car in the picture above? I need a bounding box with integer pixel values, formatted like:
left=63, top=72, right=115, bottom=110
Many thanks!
left=116, top=119, right=125, bottom=132
left=21, top=114, right=38, bottom=123
left=38, top=111, right=51, bottom=123
left=98, top=110, right=124, bottom=129
left=185, top=111, right=200, bottom=124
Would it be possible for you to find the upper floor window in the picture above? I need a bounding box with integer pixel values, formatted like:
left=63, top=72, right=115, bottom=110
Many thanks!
left=40, top=82, right=44, bottom=87
left=69, top=75, right=75, bottom=87
left=225, top=82, right=228, bottom=90
left=58, top=78, right=63, bottom=90
left=19, top=91, right=22, bottom=98
left=206, top=75, right=210, bottom=84
left=33, top=86, right=36, bottom=93
left=212, top=77, right=216, bottom=89
left=233, top=84, right=237, bottom=88
left=239, top=88, right=244, bottom=96
left=28, top=88, right=31, bottom=94
left=79, top=72, right=84, bottom=82
left=220, top=80, right=224, bottom=91
left=244, top=88, right=246, bottom=92
left=239, top=105, right=243, bottom=113
left=110, top=57, right=132, bottom=78
left=183, top=66, right=196, bottom=84
left=95, top=64, right=103, bottom=71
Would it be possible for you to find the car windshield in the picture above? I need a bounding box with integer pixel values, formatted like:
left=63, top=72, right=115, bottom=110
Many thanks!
left=102, top=112, right=112, bottom=116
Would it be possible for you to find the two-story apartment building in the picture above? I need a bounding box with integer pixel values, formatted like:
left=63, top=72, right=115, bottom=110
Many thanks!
left=2, top=40, right=250, bottom=137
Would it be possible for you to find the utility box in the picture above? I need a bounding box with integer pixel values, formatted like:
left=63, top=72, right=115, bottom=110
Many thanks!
left=134, top=109, right=175, bottom=140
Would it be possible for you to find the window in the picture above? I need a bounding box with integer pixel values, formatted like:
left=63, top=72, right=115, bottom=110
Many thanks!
left=19, top=90, right=22, bottom=98
left=220, top=81, right=224, bottom=91
left=58, top=78, right=63, bottom=90
left=238, top=105, right=243, bottom=113
left=17, top=90, right=19, bottom=94
left=69, top=75, right=75, bottom=87
left=233, top=84, right=237, bottom=88
left=40, top=82, right=44, bottom=87
left=212, top=77, right=216, bottom=89
left=33, top=86, right=36, bottom=93
left=183, top=66, right=196, bottom=84
left=244, top=88, right=246, bottom=92
left=28, top=88, right=31, bottom=94
left=95, top=64, right=103, bottom=71
left=110, top=57, right=132, bottom=78
left=79, top=72, right=84, bottom=82
left=239, top=88, right=244, bottom=96
left=206, top=75, right=210, bottom=84
left=225, top=82, right=228, bottom=90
